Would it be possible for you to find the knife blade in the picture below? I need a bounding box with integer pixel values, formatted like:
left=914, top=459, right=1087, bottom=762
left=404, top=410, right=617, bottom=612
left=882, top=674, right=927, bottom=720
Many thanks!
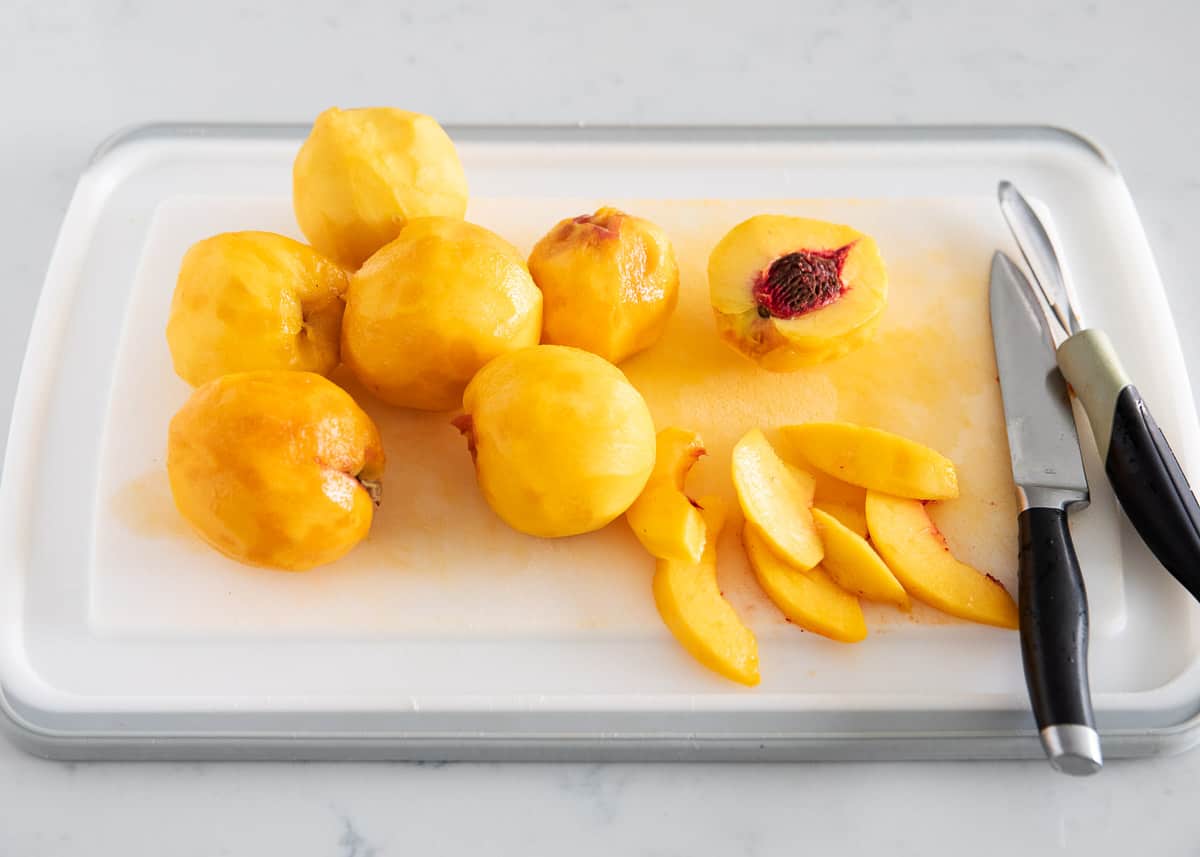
left=990, top=251, right=1102, bottom=776
left=999, top=181, right=1200, bottom=606
left=998, top=181, right=1083, bottom=335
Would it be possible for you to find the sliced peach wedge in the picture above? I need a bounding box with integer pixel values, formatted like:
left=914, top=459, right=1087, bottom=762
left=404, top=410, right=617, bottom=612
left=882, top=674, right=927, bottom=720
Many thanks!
left=626, top=428, right=707, bottom=563
left=653, top=498, right=760, bottom=686
left=865, top=491, right=1018, bottom=629
left=708, top=215, right=887, bottom=371
left=812, top=501, right=868, bottom=539
left=780, top=422, right=959, bottom=500
left=731, top=428, right=823, bottom=572
left=811, top=508, right=909, bottom=609
left=778, top=440, right=870, bottom=539
left=742, top=523, right=867, bottom=643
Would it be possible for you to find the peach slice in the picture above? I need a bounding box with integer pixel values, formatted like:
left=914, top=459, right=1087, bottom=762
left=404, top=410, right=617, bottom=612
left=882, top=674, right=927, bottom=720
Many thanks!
left=780, top=443, right=870, bottom=538
left=811, top=508, right=909, bottom=609
left=780, top=422, right=959, bottom=500
left=813, top=501, right=868, bottom=539
left=865, top=491, right=1018, bottom=629
left=653, top=498, right=760, bottom=686
left=731, top=429, right=823, bottom=572
left=742, top=523, right=867, bottom=643
left=709, top=215, right=887, bottom=371
left=626, top=428, right=707, bottom=563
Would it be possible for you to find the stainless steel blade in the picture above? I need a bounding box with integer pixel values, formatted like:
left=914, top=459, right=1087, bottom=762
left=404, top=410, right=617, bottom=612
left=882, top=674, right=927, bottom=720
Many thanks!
left=990, top=252, right=1089, bottom=510
left=998, top=181, right=1084, bottom=335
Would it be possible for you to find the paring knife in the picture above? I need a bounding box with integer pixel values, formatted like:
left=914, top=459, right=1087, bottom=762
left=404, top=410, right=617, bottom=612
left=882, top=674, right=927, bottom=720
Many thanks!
left=999, top=182, right=1200, bottom=604
left=990, top=251, right=1102, bottom=776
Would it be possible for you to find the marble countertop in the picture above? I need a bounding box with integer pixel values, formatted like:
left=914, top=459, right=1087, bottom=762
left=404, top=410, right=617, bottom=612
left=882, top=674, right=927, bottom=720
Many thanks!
left=3, top=1, right=1199, bottom=853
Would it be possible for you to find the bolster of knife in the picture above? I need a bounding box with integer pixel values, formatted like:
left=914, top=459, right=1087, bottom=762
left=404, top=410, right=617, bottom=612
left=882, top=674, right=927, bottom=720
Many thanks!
left=1058, top=329, right=1200, bottom=602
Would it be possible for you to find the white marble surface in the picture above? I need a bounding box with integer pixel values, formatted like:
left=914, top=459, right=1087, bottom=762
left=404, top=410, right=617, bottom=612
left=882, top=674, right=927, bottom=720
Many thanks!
left=2, top=0, right=1200, bottom=853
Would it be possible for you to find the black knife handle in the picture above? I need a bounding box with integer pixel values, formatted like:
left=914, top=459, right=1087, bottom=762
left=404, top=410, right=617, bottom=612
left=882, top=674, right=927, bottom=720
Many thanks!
left=1058, top=329, right=1200, bottom=603
left=1018, top=507, right=1092, bottom=727
left=1105, top=385, right=1200, bottom=600
left=1018, top=506, right=1099, bottom=773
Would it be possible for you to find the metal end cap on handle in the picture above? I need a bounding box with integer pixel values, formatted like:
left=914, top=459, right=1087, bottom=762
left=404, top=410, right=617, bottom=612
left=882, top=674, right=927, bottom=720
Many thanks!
left=1040, top=725, right=1103, bottom=776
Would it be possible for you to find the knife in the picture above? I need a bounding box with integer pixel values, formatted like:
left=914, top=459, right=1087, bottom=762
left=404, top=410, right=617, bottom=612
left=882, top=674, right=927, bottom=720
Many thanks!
left=999, top=181, right=1200, bottom=604
left=991, top=251, right=1102, bottom=776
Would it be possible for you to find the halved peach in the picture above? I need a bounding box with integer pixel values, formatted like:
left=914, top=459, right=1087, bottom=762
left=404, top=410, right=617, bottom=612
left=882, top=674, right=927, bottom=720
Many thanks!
left=742, top=523, right=866, bottom=643
left=627, top=428, right=707, bottom=563
left=811, top=508, right=909, bottom=609
left=709, top=215, right=887, bottom=371
left=780, top=422, right=959, bottom=500
left=653, top=498, right=760, bottom=685
left=755, top=314, right=883, bottom=373
left=865, top=491, right=1018, bottom=629
left=731, top=429, right=823, bottom=572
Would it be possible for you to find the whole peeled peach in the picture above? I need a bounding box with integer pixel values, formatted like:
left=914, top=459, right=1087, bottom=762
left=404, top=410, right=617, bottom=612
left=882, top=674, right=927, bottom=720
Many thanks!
left=341, top=217, right=542, bottom=411
left=456, top=345, right=656, bottom=538
left=293, top=107, right=469, bottom=269
left=528, top=207, right=679, bottom=364
left=166, top=231, right=349, bottom=387
left=167, top=371, right=385, bottom=571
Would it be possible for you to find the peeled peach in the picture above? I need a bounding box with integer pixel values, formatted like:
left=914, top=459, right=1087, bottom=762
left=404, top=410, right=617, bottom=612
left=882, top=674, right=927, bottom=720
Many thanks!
left=731, top=428, right=823, bottom=572
left=626, top=428, right=707, bottom=563
left=708, top=215, right=887, bottom=370
left=167, top=371, right=385, bottom=571
left=341, top=217, right=542, bottom=411
left=742, top=523, right=867, bottom=643
left=780, top=422, right=958, bottom=500
left=865, top=491, right=1018, bottom=629
left=166, top=232, right=348, bottom=387
left=293, top=107, right=469, bottom=269
left=654, top=498, right=760, bottom=685
left=528, top=207, right=679, bottom=364
left=456, top=345, right=656, bottom=538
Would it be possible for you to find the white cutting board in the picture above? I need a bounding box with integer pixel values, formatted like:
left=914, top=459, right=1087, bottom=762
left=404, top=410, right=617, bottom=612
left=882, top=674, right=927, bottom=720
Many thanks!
left=3, top=126, right=1198, bottom=758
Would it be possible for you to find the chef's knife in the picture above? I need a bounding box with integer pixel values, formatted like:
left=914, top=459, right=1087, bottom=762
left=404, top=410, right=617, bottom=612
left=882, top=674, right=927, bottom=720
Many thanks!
left=999, top=181, right=1200, bottom=604
left=990, top=251, right=1102, bottom=776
